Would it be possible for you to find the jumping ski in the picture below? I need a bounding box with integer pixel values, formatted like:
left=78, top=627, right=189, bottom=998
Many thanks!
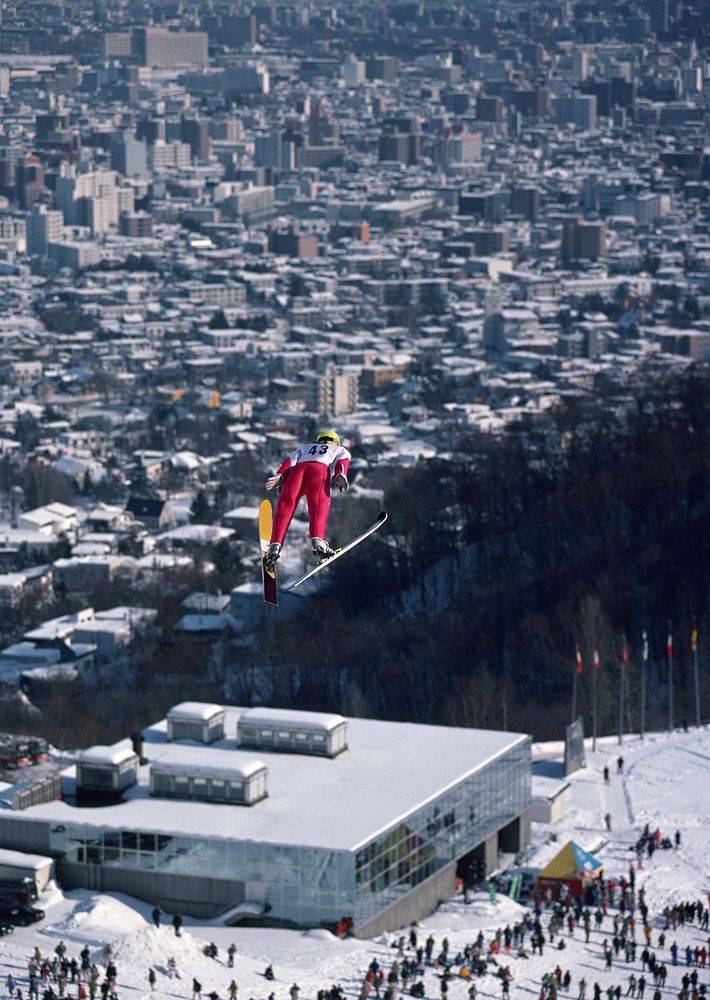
left=282, top=512, right=387, bottom=592
left=259, top=499, right=278, bottom=606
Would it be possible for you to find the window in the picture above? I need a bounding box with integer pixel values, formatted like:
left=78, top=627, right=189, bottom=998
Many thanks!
left=153, top=773, right=172, bottom=793
left=278, top=731, right=291, bottom=739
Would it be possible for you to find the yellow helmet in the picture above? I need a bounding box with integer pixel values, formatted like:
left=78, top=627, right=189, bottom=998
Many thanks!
left=316, top=429, right=340, bottom=445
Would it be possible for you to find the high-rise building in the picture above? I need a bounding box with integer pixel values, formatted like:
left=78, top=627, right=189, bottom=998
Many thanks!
left=27, top=204, right=63, bottom=256
left=304, top=364, right=359, bottom=418
left=554, top=94, right=598, bottom=130
left=16, top=155, right=45, bottom=210
left=476, top=95, right=504, bottom=122
left=342, top=55, right=366, bottom=87
left=511, top=186, right=540, bottom=222
left=432, top=127, right=482, bottom=167
left=181, top=119, right=211, bottom=162
left=110, top=132, right=148, bottom=178
left=133, top=28, right=208, bottom=68
left=254, top=131, right=294, bottom=170
left=55, top=164, right=119, bottom=234
left=561, top=218, right=607, bottom=261
left=221, top=14, right=257, bottom=46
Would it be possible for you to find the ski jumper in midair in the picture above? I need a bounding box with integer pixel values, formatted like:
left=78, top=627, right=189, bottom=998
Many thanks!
left=264, top=430, right=351, bottom=568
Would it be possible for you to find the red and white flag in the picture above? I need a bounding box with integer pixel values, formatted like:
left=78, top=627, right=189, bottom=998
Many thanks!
left=575, top=645, right=583, bottom=675
left=667, top=628, right=673, bottom=658
left=593, top=642, right=600, bottom=670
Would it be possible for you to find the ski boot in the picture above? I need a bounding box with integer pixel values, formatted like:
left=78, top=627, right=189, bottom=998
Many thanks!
left=311, top=537, right=337, bottom=564
left=264, top=542, right=281, bottom=570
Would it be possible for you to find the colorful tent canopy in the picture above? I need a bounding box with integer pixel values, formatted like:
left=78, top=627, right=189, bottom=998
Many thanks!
left=537, top=840, right=603, bottom=882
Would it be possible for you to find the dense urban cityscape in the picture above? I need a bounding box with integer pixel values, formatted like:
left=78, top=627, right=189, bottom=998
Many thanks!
left=0, top=0, right=708, bottom=738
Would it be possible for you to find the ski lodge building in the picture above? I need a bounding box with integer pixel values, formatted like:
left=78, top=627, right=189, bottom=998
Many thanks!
left=0, top=704, right=531, bottom=937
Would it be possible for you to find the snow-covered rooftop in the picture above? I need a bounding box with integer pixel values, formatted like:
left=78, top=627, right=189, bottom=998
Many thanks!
left=79, top=746, right=138, bottom=767
left=238, top=707, right=346, bottom=734
left=167, top=701, right=225, bottom=721
left=11, top=707, right=528, bottom=852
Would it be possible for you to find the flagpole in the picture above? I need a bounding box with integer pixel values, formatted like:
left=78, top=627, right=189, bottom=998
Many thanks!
left=619, top=636, right=627, bottom=746
left=641, top=629, right=648, bottom=742
left=573, top=645, right=583, bottom=723
left=572, top=658, right=577, bottom=723
left=691, top=623, right=700, bottom=727
left=593, top=642, right=599, bottom=751
left=667, top=621, right=674, bottom=733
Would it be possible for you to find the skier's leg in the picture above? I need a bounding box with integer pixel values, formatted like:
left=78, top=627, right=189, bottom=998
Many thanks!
left=270, top=466, right=306, bottom=545
left=304, top=464, right=332, bottom=554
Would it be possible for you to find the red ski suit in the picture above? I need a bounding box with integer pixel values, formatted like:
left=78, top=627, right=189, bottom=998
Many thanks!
left=270, top=441, right=351, bottom=545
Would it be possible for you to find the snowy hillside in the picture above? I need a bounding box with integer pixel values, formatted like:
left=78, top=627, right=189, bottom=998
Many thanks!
left=2, top=727, right=708, bottom=998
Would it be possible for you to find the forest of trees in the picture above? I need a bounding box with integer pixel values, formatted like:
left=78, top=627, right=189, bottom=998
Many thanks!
left=258, top=363, right=710, bottom=740
left=2, top=363, right=708, bottom=749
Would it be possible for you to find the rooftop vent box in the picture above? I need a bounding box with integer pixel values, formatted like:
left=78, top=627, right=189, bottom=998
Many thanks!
left=150, top=759, right=268, bottom=806
left=166, top=702, right=225, bottom=744
left=237, top=708, right=347, bottom=758
left=76, top=746, right=139, bottom=797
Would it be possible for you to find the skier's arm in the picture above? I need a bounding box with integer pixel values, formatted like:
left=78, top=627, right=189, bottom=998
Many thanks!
left=332, top=447, right=351, bottom=491
left=266, top=449, right=299, bottom=491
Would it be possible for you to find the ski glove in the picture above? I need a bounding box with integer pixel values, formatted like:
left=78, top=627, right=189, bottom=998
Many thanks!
left=265, top=473, right=283, bottom=492
left=334, top=473, right=349, bottom=492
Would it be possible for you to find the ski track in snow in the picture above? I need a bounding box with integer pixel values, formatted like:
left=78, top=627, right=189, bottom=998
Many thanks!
left=0, top=729, right=709, bottom=999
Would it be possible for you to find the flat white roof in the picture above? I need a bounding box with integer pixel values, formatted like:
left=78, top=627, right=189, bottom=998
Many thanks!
left=79, top=746, right=137, bottom=767
left=167, top=701, right=225, bottom=722
left=151, top=757, right=266, bottom=781
left=0, top=847, right=53, bottom=870
left=239, top=707, right=346, bottom=734
left=9, top=708, right=528, bottom=852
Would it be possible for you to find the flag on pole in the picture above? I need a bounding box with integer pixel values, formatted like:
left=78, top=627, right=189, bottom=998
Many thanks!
left=576, top=645, right=584, bottom=675
left=667, top=627, right=673, bottom=657
left=691, top=624, right=698, bottom=652
left=593, top=642, right=600, bottom=670
left=621, top=638, right=628, bottom=666
left=642, top=629, right=649, bottom=661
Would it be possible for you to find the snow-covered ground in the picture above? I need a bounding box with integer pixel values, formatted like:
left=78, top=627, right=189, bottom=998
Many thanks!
left=2, top=727, right=708, bottom=997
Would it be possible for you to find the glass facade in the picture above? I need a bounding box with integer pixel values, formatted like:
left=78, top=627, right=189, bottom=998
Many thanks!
left=48, top=738, right=530, bottom=928
left=353, top=737, right=531, bottom=926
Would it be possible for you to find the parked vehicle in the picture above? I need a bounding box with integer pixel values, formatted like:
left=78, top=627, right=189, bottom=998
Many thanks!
left=0, top=922, right=14, bottom=936
left=0, top=876, right=39, bottom=902
left=0, top=901, right=44, bottom=925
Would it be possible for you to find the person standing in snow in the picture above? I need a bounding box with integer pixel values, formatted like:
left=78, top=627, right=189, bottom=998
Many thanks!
left=290, top=984, right=300, bottom=1000
left=228, top=944, right=237, bottom=968
left=605, top=813, right=612, bottom=831
left=172, top=912, right=183, bottom=937
left=192, top=980, right=202, bottom=1000
left=148, top=970, right=156, bottom=992
left=152, top=906, right=162, bottom=928
left=228, top=982, right=238, bottom=1000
